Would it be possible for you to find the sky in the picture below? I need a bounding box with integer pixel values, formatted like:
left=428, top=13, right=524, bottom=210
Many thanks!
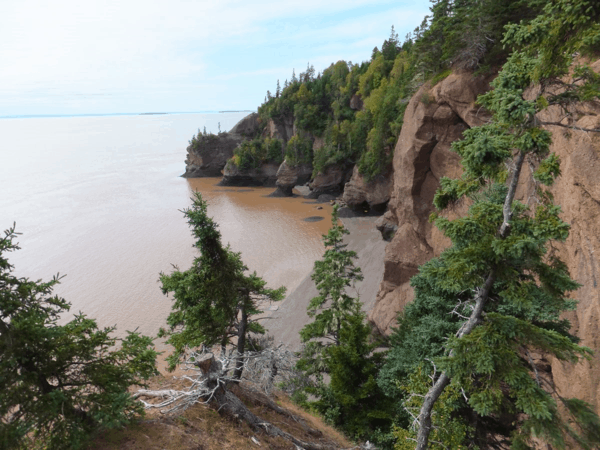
left=0, top=0, right=431, bottom=116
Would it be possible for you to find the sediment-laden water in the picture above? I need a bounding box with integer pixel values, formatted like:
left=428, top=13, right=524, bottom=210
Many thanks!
left=0, top=113, right=332, bottom=339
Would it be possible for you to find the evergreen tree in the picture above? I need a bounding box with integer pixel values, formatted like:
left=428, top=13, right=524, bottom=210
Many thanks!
left=295, top=207, right=392, bottom=442
left=159, top=193, right=285, bottom=375
left=387, top=2, right=600, bottom=448
left=299, top=205, right=363, bottom=350
left=305, top=305, right=393, bottom=441
left=0, top=225, right=158, bottom=450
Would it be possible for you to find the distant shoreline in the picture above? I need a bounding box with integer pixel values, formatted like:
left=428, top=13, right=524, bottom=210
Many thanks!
left=0, top=110, right=255, bottom=120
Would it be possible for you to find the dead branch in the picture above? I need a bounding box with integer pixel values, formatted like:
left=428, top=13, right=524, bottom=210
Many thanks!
left=135, top=342, right=338, bottom=449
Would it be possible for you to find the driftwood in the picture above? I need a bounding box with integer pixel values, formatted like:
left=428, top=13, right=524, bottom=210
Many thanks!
left=135, top=346, right=338, bottom=450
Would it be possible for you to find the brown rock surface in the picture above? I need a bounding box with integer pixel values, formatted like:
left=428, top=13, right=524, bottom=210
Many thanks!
left=342, top=165, right=393, bottom=210
left=308, top=165, right=352, bottom=198
left=532, top=98, right=600, bottom=411
left=264, top=116, right=294, bottom=142
left=370, top=72, right=491, bottom=334
left=350, top=94, right=364, bottom=111
left=220, top=162, right=280, bottom=187
left=372, top=67, right=600, bottom=412
left=273, top=161, right=313, bottom=196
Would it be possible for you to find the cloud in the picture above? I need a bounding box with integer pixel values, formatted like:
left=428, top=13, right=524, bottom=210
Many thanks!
left=0, top=0, right=430, bottom=114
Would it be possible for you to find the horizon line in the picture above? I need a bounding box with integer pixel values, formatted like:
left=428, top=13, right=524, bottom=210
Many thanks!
left=0, top=110, right=256, bottom=120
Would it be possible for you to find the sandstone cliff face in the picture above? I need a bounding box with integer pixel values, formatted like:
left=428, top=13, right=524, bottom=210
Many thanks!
left=264, top=116, right=294, bottom=142
left=342, top=165, right=393, bottom=210
left=308, top=165, right=352, bottom=198
left=182, top=113, right=260, bottom=177
left=371, top=67, right=600, bottom=411
left=531, top=69, right=600, bottom=410
left=272, top=161, right=313, bottom=196
left=369, top=72, right=492, bottom=333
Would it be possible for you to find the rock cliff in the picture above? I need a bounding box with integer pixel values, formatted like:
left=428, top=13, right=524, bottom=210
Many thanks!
left=182, top=113, right=260, bottom=177
left=342, top=165, right=393, bottom=211
left=370, top=67, right=600, bottom=412
left=220, top=161, right=280, bottom=187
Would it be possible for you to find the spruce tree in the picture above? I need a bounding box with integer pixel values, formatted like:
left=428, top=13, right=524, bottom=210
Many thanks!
left=387, top=2, right=600, bottom=448
left=0, top=225, right=158, bottom=449
left=159, top=193, right=285, bottom=375
left=296, top=206, right=392, bottom=441
left=299, top=205, right=363, bottom=350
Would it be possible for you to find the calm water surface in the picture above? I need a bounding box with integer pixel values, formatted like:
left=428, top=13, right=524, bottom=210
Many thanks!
left=0, top=113, right=331, bottom=339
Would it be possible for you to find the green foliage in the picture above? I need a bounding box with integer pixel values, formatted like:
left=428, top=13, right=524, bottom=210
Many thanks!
left=159, top=193, right=285, bottom=371
left=229, top=137, right=284, bottom=171
left=295, top=207, right=392, bottom=442
left=382, top=7, right=600, bottom=448
left=304, top=308, right=393, bottom=441
left=300, top=205, right=363, bottom=348
left=393, top=367, right=471, bottom=450
left=258, top=27, right=416, bottom=182
left=284, top=135, right=313, bottom=166
left=0, top=225, right=158, bottom=450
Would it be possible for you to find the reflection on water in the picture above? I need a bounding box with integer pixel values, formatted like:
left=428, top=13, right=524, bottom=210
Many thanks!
left=1, top=114, right=332, bottom=340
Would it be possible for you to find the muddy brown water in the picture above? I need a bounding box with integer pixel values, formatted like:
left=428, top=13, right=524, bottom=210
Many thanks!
left=1, top=114, right=332, bottom=349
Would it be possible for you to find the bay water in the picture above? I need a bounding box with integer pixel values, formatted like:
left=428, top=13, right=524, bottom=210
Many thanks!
left=0, top=113, right=331, bottom=342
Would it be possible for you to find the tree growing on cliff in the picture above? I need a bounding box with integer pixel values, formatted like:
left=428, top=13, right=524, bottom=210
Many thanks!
left=0, top=224, right=158, bottom=450
left=387, top=2, right=600, bottom=448
left=159, top=193, right=285, bottom=377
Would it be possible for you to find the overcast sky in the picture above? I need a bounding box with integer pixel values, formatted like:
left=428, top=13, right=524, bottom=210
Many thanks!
left=1, top=0, right=430, bottom=116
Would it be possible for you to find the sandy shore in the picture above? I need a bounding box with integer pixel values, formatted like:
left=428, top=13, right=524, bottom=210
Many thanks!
left=263, top=215, right=387, bottom=350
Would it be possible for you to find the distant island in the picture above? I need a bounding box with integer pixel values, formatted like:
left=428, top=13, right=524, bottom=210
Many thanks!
left=218, top=110, right=254, bottom=113
left=139, top=112, right=168, bottom=115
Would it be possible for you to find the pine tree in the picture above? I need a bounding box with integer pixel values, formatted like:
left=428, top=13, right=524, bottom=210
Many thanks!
left=0, top=225, right=158, bottom=449
left=159, top=193, right=285, bottom=375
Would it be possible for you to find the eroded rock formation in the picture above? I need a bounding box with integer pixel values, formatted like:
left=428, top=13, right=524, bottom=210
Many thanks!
left=342, top=165, right=393, bottom=211
left=308, top=165, right=352, bottom=198
left=220, top=162, right=280, bottom=187
left=272, top=161, right=313, bottom=196
left=369, top=72, right=492, bottom=334
left=182, top=113, right=260, bottom=177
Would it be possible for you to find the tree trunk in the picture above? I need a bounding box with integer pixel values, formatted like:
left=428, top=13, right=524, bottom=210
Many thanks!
left=234, top=290, right=249, bottom=380
left=414, top=150, right=525, bottom=450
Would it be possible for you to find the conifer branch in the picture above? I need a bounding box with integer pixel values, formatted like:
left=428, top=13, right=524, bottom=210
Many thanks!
left=415, top=150, right=525, bottom=450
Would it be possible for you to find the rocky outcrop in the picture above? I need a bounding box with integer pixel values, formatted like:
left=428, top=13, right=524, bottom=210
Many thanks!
left=182, top=113, right=260, bottom=177
left=342, top=165, right=393, bottom=211
left=371, top=65, right=600, bottom=412
left=264, top=116, right=294, bottom=142
left=220, top=162, right=280, bottom=187
left=308, top=165, right=352, bottom=198
left=229, top=112, right=261, bottom=137
left=350, top=94, right=364, bottom=111
left=369, top=71, right=492, bottom=334
left=272, top=161, right=313, bottom=196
